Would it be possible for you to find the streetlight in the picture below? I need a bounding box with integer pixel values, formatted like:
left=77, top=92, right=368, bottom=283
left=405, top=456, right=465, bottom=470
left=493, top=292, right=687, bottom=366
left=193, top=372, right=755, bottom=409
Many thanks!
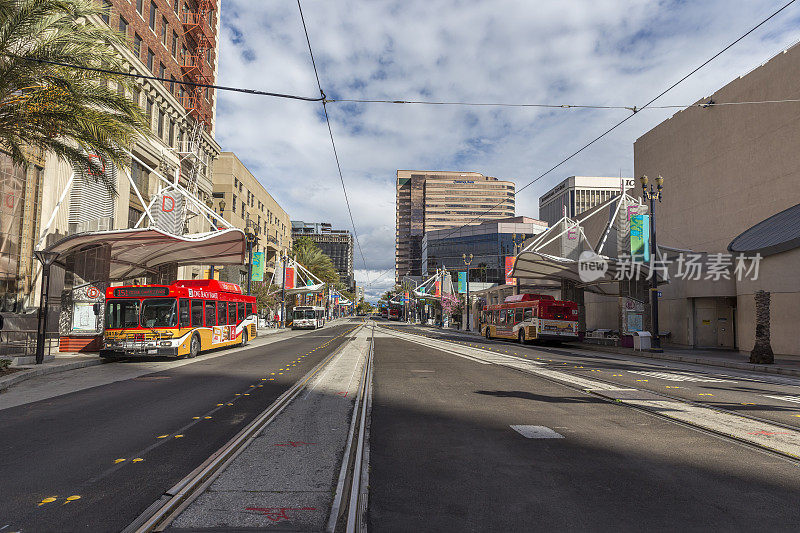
left=640, top=175, right=664, bottom=353
left=33, top=250, right=60, bottom=365
left=462, top=253, right=473, bottom=331
left=208, top=199, right=226, bottom=280
left=244, top=219, right=259, bottom=296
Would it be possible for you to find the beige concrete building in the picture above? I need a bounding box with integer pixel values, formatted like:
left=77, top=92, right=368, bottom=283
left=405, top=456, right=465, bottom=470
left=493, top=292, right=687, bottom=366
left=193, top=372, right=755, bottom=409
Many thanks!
left=631, top=42, right=800, bottom=356
left=396, top=170, right=515, bottom=284
left=539, top=176, right=636, bottom=225
left=211, top=153, right=291, bottom=285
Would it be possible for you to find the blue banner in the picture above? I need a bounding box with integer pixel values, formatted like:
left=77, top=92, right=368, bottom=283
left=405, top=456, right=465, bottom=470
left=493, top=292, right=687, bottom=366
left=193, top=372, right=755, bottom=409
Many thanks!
left=251, top=251, right=264, bottom=281
left=630, top=214, right=650, bottom=263
left=458, top=271, right=467, bottom=294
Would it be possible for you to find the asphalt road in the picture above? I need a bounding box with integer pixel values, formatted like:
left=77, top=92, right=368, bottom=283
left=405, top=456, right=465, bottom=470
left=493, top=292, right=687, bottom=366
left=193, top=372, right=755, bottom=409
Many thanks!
left=0, top=322, right=358, bottom=533
left=368, top=329, right=800, bottom=532
left=382, top=322, right=800, bottom=429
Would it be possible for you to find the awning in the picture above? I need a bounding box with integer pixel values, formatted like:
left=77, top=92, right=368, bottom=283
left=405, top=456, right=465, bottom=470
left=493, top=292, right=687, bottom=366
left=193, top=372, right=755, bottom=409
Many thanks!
left=44, top=228, right=247, bottom=280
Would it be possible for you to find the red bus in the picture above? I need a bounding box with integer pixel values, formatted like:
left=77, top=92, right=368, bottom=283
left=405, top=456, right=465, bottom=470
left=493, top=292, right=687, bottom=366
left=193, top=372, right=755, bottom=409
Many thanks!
left=101, top=280, right=257, bottom=359
left=481, top=293, right=579, bottom=343
left=388, top=302, right=403, bottom=321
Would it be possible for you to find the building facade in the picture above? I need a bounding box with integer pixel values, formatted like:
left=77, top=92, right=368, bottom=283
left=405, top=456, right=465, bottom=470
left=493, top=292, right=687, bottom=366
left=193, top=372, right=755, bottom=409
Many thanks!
left=628, top=42, right=800, bottom=356
left=291, top=221, right=355, bottom=291
left=538, top=176, right=635, bottom=225
left=211, top=153, right=292, bottom=286
left=396, top=170, right=515, bottom=284
left=422, top=217, right=548, bottom=285
left=1, top=0, right=223, bottom=356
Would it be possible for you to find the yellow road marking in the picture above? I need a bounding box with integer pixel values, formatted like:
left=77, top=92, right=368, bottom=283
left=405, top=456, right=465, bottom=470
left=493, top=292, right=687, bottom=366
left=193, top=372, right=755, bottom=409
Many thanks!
left=204, top=416, right=212, bottom=419
left=699, top=393, right=713, bottom=396
left=192, top=417, right=200, bottom=420
left=636, top=379, right=648, bottom=382
left=133, top=458, right=143, bottom=462
left=114, top=458, right=126, bottom=463
left=38, top=497, right=57, bottom=506
left=174, top=434, right=184, bottom=438
left=157, top=434, right=169, bottom=439
left=227, top=402, right=234, bottom=405
left=64, top=495, right=81, bottom=504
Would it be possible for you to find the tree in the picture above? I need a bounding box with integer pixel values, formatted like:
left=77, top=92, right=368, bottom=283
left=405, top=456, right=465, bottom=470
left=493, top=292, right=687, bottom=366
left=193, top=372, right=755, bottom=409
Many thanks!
left=252, top=282, right=279, bottom=314
left=293, top=236, right=339, bottom=285
left=0, top=0, right=149, bottom=191
left=750, top=290, right=774, bottom=364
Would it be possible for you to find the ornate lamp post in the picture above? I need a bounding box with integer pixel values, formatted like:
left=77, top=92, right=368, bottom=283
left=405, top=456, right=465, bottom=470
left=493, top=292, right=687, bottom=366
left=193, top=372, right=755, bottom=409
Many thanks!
left=640, top=175, right=664, bottom=353
left=33, top=250, right=60, bottom=364
left=244, top=219, right=260, bottom=296
left=462, top=253, right=473, bottom=331
left=208, top=199, right=226, bottom=279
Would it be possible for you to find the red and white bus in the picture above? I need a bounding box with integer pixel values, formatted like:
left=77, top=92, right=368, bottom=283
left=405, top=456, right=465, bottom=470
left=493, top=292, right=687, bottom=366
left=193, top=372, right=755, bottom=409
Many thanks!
left=101, top=280, right=257, bottom=358
left=388, top=302, right=403, bottom=321
left=481, top=293, right=579, bottom=343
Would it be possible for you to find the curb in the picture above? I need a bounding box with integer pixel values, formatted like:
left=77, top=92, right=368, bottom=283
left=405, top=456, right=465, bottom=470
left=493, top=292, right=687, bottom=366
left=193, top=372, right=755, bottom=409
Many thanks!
left=0, top=358, right=107, bottom=392
left=417, top=325, right=800, bottom=379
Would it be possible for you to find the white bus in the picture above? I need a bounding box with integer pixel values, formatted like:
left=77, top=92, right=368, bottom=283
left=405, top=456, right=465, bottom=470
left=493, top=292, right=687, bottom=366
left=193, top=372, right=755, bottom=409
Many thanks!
left=291, top=306, right=326, bottom=330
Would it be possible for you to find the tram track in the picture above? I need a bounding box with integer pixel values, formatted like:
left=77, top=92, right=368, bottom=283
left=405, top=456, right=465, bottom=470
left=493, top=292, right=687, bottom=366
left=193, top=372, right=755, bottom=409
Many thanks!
left=375, top=323, right=800, bottom=465
left=122, top=323, right=365, bottom=533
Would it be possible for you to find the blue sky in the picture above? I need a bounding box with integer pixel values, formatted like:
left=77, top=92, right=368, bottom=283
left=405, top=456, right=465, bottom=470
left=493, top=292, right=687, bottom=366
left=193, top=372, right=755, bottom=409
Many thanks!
left=213, top=0, right=800, bottom=301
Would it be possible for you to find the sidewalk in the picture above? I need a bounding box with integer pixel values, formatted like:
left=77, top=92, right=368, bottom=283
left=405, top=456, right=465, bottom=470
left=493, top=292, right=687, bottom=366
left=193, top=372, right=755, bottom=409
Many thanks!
left=0, top=327, right=294, bottom=393
left=417, top=324, right=800, bottom=379
left=170, top=326, right=370, bottom=530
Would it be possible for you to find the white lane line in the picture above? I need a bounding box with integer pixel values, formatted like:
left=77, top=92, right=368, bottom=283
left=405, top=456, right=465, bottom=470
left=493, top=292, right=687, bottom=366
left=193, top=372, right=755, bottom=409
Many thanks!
left=628, top=370, right=736, bottom=383
left=511, top=425, right=564, bottom=439
left=763, top=395, right=800, bottom=404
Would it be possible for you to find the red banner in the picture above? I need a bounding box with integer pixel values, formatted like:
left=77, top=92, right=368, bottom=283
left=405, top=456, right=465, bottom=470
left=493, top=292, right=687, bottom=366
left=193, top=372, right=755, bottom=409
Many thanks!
left=285, top=267, right=295, bottom=289
left=434, top=281, right=441, bottom=297
left=505, top=256, right=517, bottom=286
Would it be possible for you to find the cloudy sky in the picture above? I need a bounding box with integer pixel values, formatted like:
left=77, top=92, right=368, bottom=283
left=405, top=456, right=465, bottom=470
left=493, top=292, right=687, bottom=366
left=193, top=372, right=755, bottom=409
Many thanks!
left=214, top=0, right=800, bottom=301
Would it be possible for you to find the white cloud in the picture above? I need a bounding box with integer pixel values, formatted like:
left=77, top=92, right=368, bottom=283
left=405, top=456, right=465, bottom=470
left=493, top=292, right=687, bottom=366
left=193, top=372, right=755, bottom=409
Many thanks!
left=215, top=0, right=800, bottom=275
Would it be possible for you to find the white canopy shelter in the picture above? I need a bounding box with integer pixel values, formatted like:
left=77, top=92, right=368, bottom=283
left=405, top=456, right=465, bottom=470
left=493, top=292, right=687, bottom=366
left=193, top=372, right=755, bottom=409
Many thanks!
left=44, top=227, right=247, bottom=281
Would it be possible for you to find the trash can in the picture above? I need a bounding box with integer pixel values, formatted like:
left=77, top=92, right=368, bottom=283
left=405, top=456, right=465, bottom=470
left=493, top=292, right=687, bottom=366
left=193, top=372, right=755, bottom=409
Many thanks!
left=633, top=331, right=651, bottom=351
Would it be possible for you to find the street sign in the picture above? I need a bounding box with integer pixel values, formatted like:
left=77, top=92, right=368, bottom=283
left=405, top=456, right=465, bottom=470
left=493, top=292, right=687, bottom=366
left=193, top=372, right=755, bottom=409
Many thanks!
left=657, top=290, right=662, bottom=298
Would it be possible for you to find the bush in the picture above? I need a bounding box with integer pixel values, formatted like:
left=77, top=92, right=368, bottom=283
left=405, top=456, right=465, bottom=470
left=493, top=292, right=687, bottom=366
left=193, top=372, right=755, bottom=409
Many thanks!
left=0, top=358, right=11, bottom=371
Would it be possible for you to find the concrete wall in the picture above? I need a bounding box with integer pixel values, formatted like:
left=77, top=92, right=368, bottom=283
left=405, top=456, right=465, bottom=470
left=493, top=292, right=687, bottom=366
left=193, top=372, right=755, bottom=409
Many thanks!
left=634, top=43, right=800, bottom=356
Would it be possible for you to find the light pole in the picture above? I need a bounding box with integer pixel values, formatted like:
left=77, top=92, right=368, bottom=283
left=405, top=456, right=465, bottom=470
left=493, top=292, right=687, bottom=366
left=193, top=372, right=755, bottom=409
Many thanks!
left=33, top=250, right=60, bottom=365
left=208, top=199, right=226, bottom=279
left=462, top=253, right=473, bottom=331
left=640, top=175, right=664, bottom=353
left=244, top=219, right=259, bottom=295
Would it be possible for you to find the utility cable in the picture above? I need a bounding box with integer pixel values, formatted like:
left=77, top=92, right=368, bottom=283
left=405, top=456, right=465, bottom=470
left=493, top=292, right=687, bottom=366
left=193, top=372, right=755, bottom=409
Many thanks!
left=296, top=0, right=371, bottom=285
left=10, top=54, right=325, bottom=102
left=433, top=0, right=798, bottom=244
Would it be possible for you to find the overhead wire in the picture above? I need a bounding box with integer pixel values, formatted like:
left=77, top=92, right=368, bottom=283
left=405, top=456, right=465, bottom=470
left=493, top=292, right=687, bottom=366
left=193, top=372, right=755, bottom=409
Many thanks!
left=295, top=0, right=371, bottom=285
left=366, top=0, right=799, bottom=289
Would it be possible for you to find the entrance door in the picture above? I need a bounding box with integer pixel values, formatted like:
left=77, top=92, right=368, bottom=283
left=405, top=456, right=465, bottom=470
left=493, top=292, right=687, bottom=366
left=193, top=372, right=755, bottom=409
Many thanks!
left=695, top=304, right=717, bottom=347
left=716, top=305, right=735, bottom=349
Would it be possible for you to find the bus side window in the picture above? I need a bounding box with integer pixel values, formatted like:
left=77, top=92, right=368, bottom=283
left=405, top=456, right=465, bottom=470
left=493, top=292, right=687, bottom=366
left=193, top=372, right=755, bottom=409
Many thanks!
left=228, top=302, right=236, bottom=324
left=515, top=309, right=523, bottom=323
left=191, top=299, right=204, bottom=327
left=205, top=300, right=216, bottom=326
left=217, top=301, right=226, bottom=325
left=523, top=308, right=532, bottom=320
left=179, top=299, right=190, bottom=328
left=252, top=303, right=256, bottom=315
left=237, top=302, right=245, bottom=321
left=498, top=311, right=505, bottom=325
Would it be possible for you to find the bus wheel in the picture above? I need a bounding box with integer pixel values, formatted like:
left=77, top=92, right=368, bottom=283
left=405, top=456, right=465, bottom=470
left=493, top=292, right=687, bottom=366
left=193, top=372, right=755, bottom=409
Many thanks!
left=241, top=329, right=249, bottom=347
left=188, top=335, right=200, bottom=358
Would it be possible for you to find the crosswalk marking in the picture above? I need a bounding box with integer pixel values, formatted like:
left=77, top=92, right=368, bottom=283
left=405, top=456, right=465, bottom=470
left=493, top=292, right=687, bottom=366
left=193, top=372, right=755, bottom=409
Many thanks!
left=627, top=370, right=735, bottom=383
left=764, top=395, right=800, bottom=404
left=511, top=425, right=564, bottom=439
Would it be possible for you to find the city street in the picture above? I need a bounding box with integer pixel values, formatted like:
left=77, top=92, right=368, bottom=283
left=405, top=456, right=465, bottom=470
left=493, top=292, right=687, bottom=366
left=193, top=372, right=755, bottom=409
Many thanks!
left=0, top=322, right=357, bottom=532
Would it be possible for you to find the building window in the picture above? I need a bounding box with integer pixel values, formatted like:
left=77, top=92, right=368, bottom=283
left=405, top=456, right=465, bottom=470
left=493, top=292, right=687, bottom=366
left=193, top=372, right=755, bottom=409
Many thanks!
left=149, top=1, right=156, bottom=31
left=133, top=33, right=142, bottom=57
left=169, top=120, right=175, bottom=147
left=147, top=49, right=154, bottom=71
left=161, top=16, right=168, bottom=44
left=172, top=31, right=178, bottom=57
left=170, top=75, right=176, bottom=93
left=234, top=177, right=238, bottom=188
left=157, top=109, right=164, bottom=137
left=100, top=0, right=111, bottom=24
left=232, top=194, right=236, bottom=213
left=242, top=201, right=245, bottom=214
left=118, top=15, right=128, bottom=36
left=146, top=97, right=153, bottom=123
left=174, top=0, right=179, bottom=13
left=159, top=62, right=165, bottom=80
left=132, top=87, right=140, bottom=107
left=137, top=0, right=144, bottom=15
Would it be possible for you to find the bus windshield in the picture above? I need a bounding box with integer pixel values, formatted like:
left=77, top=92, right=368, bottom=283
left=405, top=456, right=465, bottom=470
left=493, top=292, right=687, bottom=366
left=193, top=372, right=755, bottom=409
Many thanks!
left=141, top=298, right=178, bottom=328
left=294, top=309, right=316, bottom=319
left=105, top=299, right=140, bottom=329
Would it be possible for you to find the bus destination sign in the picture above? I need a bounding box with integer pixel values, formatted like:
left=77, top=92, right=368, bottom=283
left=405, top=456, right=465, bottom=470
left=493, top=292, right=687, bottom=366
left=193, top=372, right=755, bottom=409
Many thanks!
left=113, top=287, right=169, bottom=298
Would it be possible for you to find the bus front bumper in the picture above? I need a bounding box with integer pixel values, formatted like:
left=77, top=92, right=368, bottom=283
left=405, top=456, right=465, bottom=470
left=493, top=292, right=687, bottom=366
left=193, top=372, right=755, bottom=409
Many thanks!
left=100, top=347, right=180, bottom=358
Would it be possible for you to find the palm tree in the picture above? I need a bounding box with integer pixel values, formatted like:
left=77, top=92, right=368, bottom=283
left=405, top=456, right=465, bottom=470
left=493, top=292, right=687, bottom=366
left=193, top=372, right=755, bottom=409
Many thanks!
left=0, top=0, right=149, bottom=192
left=293, top=237, right=339, bottom=285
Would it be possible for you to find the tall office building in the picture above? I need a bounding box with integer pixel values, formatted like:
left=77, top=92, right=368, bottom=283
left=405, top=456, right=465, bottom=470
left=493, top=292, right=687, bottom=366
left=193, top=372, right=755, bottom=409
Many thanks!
left=291, top=221, right=355, bottom=291
left=395, top=170, right=515, bottom=284
left=538, top=176, right=635, bottom=225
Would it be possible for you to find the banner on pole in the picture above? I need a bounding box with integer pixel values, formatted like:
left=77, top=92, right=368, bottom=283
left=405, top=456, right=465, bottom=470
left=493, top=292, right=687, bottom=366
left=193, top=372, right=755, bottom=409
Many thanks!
left=458, top=271, right=467, bottom=294
left=505, top=256, right=517, bottom=285
left=630, top=214, right=650, bottom=263
left=251, top=251, right=264, bottom=281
